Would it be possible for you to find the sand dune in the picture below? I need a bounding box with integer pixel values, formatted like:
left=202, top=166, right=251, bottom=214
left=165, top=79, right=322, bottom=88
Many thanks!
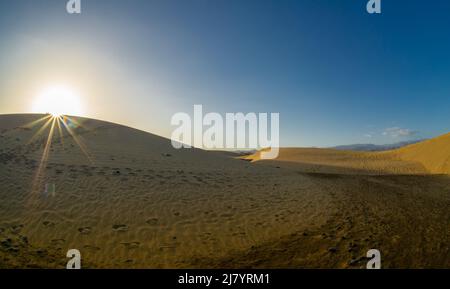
left=0, top=114, right=449, bottom=268
left=246, top=133, right=450, bottom=175
left=0, top=114, right=333, bottom=268
left=394, top=133, right=450, bottom=174
left=245, top=148, right=428, bottom=175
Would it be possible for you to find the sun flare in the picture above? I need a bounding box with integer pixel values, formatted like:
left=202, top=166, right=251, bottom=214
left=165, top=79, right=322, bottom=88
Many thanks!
left=32, top=85, right=83, bottom=117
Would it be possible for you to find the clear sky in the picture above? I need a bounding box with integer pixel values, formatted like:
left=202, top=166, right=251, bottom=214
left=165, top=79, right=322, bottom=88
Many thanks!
left=0, top=0, right=449, bottom=147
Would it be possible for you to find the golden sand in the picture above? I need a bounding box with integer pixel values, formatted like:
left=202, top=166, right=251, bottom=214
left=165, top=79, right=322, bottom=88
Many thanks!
left=0, top=114, right=449, bottom=268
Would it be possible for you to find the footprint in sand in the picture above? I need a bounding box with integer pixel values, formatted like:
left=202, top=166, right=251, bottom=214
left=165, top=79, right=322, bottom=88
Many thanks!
left=78, top=227, right=92, bottom=235
left=124, top=259, right=134, bottom=264
left=50, top=239, right=66, bottom=246
left=112, top=224, right=129, bottom=232
left=10, top=224, right=24, bottom=234
left=83, top=245, right=101, bottom=251
left=121, top=242, right=140, bottom=249
left=146, top=218, right=159, bottom=226
left=43, top=221, right=55, bottom=227
left=0, top=238, right=13, bottom=249
left=159, top=244, right=177, bottom=252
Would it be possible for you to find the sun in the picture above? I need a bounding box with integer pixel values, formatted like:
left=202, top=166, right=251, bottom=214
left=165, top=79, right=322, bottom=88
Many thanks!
left=32, top=85, right=83, bottom=117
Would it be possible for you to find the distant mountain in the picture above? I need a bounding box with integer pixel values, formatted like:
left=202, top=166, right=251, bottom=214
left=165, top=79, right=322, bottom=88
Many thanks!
left=331, top=139, right=426, bottom=152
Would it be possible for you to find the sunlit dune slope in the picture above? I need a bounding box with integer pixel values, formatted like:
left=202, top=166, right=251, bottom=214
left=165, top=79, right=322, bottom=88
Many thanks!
left=247, top=133, right=450, bottom=175
left=0, top=114, right=237, bottom=169
left=393, top=133, right=450, bottom=174
left=246, top=148, right=428, bottom=174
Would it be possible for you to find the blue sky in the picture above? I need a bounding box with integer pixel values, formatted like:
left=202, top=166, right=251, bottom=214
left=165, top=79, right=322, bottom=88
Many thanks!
left=0, top=0, right=449, bottom=147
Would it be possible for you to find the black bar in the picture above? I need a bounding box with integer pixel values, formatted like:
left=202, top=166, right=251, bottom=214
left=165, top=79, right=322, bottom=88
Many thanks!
left=0, top=269, right=446, bottom=288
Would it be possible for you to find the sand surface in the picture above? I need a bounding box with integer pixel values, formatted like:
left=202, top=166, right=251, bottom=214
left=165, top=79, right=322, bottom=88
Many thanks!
left=0, top=114, right=449, bottom=268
